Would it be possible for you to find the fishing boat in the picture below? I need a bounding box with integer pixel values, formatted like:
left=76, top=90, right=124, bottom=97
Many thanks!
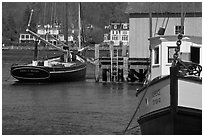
left=11, top=3, right=87, bottom=82
left=135, top=34, right=202, bottom=135
left=123, top=3, right=202, bottom=135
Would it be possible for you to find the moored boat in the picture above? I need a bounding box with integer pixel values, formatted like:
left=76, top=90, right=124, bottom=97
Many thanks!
left=135, top=34, right=202, bottom=134
left=11, top=53, right=86, bottom=82
left=10, top=4, right=87, bottom=83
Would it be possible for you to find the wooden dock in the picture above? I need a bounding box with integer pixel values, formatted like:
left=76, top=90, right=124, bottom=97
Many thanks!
left=94, top=43, right=150, bottom=83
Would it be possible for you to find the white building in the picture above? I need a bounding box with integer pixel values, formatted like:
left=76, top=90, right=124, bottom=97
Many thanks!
left=19, top=33, right=35, bottom=43
left=125, top=2, right=202, bottom=58
left=19, top=24, right=74, bottom=45
left=104, top=23, right=129, bottom=46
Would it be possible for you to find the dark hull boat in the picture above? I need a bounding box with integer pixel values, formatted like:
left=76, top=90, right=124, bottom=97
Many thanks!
left=10, top=6, right=87, bottom=83
left=11, top=54, right=86, bottom=82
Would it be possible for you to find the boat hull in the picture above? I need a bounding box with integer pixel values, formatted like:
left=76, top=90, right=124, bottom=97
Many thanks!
left=11, top=64, right=86, bottom=82
left=138, top=106, right=201, bottom=135
left=136, top=68, right=202, bottom=135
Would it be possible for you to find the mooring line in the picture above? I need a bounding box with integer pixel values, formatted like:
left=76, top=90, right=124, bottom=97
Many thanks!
left=123, top=82, right=151, bottom=134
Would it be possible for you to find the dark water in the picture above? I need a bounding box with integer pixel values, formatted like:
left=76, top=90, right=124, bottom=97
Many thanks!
left=2, top=50, right=141, bottom=135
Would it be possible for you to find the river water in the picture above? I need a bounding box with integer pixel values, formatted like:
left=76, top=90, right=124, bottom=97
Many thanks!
left=2, top=50, right=141, bottom=135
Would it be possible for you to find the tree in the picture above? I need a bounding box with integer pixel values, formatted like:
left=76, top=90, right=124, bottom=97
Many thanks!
left=5, top=13, right=18, bottom=44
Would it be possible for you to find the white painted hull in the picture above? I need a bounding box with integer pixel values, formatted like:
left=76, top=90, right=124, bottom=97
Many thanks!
left=136, top=72, right=202, bottom=134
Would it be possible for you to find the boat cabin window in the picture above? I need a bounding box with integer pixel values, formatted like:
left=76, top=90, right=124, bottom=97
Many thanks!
left=168, top=47, right=176, bottom=63
left=153, top=47, right=159, bottom=65
left=175, top=25, right=184, bottom=35
left=191, top=47, right=200, bottom=64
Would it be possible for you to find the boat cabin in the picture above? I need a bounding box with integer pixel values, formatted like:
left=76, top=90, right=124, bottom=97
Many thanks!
left=149, top=35, right=202, bottom=80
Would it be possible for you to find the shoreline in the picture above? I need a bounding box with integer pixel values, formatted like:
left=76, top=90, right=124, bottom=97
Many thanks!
left=2, top=45, right=127, bottom=51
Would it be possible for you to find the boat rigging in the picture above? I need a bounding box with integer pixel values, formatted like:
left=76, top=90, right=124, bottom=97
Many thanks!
left=10, top=4, right=87, bottom=82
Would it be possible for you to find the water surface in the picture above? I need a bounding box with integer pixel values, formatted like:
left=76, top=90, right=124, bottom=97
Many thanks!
left=2, top=50, right=141, bottom=135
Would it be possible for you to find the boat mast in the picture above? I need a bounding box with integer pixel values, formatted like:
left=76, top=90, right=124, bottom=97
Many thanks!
left=65, top=3, right=69, bottom=45
left=27, top=9, right=38, bottom=61
left=26, top=9, right=66, bottom=52
left=180, top=2, right=184, bottom=34
left=78, top=2, right=81, bottom=49
left=147, top=3, right=153, bottom=83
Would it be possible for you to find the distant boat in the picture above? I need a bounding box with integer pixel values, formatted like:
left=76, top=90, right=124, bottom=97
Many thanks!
left=11, top=3, right=87, bottom=82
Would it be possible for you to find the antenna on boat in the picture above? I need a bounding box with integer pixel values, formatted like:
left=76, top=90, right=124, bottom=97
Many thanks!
left=27, top=9, right=34, bottom=28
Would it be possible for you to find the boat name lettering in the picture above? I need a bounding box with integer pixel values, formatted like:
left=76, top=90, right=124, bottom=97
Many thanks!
left=20, top=69, right=40, bottom=73
left=153, top=98, right=161, bottom=105
left=152, top=89, right=160, bottom=98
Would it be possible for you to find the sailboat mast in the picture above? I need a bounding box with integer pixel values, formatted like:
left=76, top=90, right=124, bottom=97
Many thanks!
left=78, top=2, right=81, bottom=49
left=65, top=3, right=69, bottom=45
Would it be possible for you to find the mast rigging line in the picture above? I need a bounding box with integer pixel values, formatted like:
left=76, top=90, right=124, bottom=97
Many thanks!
left=26, top=28, right=66, bottom=52
left=26, top=9, right=66, bottom=52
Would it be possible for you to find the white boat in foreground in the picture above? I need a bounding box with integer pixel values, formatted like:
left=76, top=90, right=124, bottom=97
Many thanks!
left=135, top=34, right=202, bottom=134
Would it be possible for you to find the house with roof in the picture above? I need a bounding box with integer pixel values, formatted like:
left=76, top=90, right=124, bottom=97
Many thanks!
left=104, top=23, right=129, bottom=46
left=19, top=24, right=77, bottom=46
left=125, top=2, right=202, bottom=58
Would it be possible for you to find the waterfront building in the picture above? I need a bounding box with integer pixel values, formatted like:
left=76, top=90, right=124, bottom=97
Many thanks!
left=19, top=33, right=35, bottom=43
left=125, top=2, right=202, bottom=58
left=104, top=23, right=129, bottom=46
left=19, top=24, right=75, bottom=45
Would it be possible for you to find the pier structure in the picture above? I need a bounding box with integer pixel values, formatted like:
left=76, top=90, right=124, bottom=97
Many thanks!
left=94, top=42, right=150, bottom=83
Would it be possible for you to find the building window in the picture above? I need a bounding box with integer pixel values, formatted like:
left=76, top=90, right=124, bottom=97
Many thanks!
left=154, top=47, right=159, bottom=64
left=26, top=35, right=29, bottom=39
left=122, top=35, right=128, bottom=41
left=168, top=47, right=176, bottom=63
left=175, top=25, right=184, bottom=34
left=21, top=35, right=25, bottom=39
left=112, top=30, right=119, bottom=35
left=112, top=35, right=118, bottom=40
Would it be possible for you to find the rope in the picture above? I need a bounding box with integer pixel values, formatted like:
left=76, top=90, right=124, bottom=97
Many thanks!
left=124, top=125, right=140, bottom=132
left=4, top=74, right=12, bottom=82
left=123, top=82, right=151, bottom=134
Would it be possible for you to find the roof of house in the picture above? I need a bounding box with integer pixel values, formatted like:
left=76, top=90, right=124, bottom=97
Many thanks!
left=125, top=2, right=202, bottom=14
